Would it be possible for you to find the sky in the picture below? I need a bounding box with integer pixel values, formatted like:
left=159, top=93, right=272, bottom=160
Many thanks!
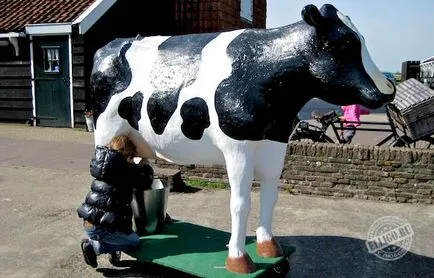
left=266, top=0, right=434, bottom=73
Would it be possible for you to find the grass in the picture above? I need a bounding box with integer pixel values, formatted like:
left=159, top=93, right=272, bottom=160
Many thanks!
left=285, top=186, right=294, bottom=194
left=185, top=179, right=229, bottom=189
left=185, top=179, right=295, bottom=195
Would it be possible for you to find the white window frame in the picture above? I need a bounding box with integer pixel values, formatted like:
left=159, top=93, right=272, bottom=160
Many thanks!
left=41, top=46, right=61, bottom=73
left=240, top=0, right=253, bottom=22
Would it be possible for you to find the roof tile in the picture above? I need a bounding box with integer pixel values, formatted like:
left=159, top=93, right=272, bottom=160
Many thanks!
left=0, top=0, right=96, bottom=32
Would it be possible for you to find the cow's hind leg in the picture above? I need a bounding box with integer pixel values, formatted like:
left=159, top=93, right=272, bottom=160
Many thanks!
left=224, top=147, right=256, bottom=274
left=254, top=141, right=286, bottom=257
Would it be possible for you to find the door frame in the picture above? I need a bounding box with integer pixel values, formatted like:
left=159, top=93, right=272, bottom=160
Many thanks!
left=27, top=23, right=74, bottom=127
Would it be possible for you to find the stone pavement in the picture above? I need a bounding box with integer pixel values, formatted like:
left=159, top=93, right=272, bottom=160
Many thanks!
left=1, top=123, right=433, bottom=278
left=0, top=122, right=94, bottom=144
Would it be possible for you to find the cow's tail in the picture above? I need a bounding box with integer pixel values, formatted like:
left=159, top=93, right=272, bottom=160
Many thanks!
left=90, top=38, right=134, bottom=127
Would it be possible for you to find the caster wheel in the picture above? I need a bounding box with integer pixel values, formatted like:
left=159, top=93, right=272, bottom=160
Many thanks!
left=272, top=258, right=290, bottom=277
left=108, top=251, right=121, bottom=266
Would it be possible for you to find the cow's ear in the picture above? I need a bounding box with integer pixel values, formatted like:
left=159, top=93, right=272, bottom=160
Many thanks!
left=302, top=4, right=323, bottom=27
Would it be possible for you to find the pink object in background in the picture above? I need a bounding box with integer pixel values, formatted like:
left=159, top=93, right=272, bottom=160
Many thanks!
left=341, top=104, right=371, bottom=127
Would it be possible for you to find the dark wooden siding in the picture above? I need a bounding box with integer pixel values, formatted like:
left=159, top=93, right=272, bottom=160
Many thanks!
left=71, top=33, right=86, bottom=126
left=0, top=61, right=32, bottom=122
left=83, top=0, right=176, bottom=114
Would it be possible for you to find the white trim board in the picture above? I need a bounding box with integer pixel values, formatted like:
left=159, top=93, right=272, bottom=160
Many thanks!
left=25, top=23, right=72, bottom=35
left=73, top=0, right=117, bottom=34
left=68, top=34, right=75, bottom=128
left=0, top=32, right=25, bottom=38
left=0, top=33, right=23, bottom=56
left=29, top=36, right=36, bottom=126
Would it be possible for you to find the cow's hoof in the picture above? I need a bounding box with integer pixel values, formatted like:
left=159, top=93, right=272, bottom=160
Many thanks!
left=225, top=253, right=256, bottom=274
left=257, top=238, right=283, bottom=258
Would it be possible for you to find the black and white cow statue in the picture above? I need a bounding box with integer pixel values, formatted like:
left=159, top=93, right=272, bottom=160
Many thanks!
left=90, top=4, right=395, bottom=274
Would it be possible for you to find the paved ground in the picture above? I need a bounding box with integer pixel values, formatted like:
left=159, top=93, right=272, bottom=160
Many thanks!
left=1, top=123, right=433, bottom=278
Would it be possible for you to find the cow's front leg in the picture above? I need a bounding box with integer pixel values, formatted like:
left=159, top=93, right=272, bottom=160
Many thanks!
left=256, top=179, right=283, bottom=257
left=255, top=142, right=286, bottom=258
left=224, top=149, right=256, bottom=274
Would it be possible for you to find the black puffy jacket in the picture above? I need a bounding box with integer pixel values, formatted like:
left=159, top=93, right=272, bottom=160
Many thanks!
left=77, top=145, right=153, bottom=233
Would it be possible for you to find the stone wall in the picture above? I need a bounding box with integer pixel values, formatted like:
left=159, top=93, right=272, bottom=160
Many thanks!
left=152, top=142, right=434, bottom=204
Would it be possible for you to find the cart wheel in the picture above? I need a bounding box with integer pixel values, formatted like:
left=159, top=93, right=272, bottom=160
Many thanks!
left=391, top=135, right=412, bottom=148
left=272, top=258, right=290, bottom=277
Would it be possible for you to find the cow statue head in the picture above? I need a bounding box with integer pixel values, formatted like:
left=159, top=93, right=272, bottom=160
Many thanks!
left=299, top=4, right=395, bottom=107
left=89, top=4, right=395, bottom=275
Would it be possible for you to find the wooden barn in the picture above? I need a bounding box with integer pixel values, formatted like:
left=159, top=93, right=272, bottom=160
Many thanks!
left=0, top=0, right=266, bottom=128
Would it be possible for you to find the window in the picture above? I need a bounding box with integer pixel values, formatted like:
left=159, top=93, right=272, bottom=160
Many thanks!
left=240, top=0, right=253, bottom=22
left=42, top=47, right=60, bottom=73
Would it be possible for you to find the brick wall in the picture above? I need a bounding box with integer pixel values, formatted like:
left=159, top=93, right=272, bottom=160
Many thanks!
left=152, top=142, right=434, bottom=204
left=175, top=0, right=266, bottom=34
left=217, top=0, right=266, bottom=31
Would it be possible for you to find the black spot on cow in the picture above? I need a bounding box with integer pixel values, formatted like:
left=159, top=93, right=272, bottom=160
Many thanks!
left=118, top=91, right=143, bottom=130
left=147, top=33, right=219, bottom=135
left=215, top=29, right=307, bottom=143
left=147, top=86, right=182, bottom=135
left=180, top=98, right=210, bottom=140
left=90, top=39, right=133, bottom=127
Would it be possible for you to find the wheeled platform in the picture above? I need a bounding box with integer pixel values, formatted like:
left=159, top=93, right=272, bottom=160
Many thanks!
left=127, top=221, right=295, bottom=277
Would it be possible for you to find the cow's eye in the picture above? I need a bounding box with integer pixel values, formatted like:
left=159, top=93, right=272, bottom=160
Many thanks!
left=343, top=34, right=358, bottom=45
left=336, top=34, right=358, bottom=53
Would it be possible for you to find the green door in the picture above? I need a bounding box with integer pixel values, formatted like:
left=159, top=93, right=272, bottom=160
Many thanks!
left=33, top=36, right=71, bottom=127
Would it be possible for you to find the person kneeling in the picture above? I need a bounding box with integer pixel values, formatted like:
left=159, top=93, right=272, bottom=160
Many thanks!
left=77, top=135, right=154, bottom=268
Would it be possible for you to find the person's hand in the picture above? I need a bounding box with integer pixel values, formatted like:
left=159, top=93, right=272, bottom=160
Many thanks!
left=138, top=158, right=149, bottom=166
left=126, top=156, right=135, bottom=164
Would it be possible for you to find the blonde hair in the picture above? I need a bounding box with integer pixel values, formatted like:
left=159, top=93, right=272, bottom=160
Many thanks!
left=107, top=135, right=137, bottom=160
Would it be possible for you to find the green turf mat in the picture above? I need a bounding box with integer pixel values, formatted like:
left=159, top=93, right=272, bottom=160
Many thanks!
left=129, top=221, right=295, bottom=277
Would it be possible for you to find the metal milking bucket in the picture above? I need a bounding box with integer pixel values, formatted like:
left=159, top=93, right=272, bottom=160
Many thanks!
left=131, top=177, right=170, bottom=235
